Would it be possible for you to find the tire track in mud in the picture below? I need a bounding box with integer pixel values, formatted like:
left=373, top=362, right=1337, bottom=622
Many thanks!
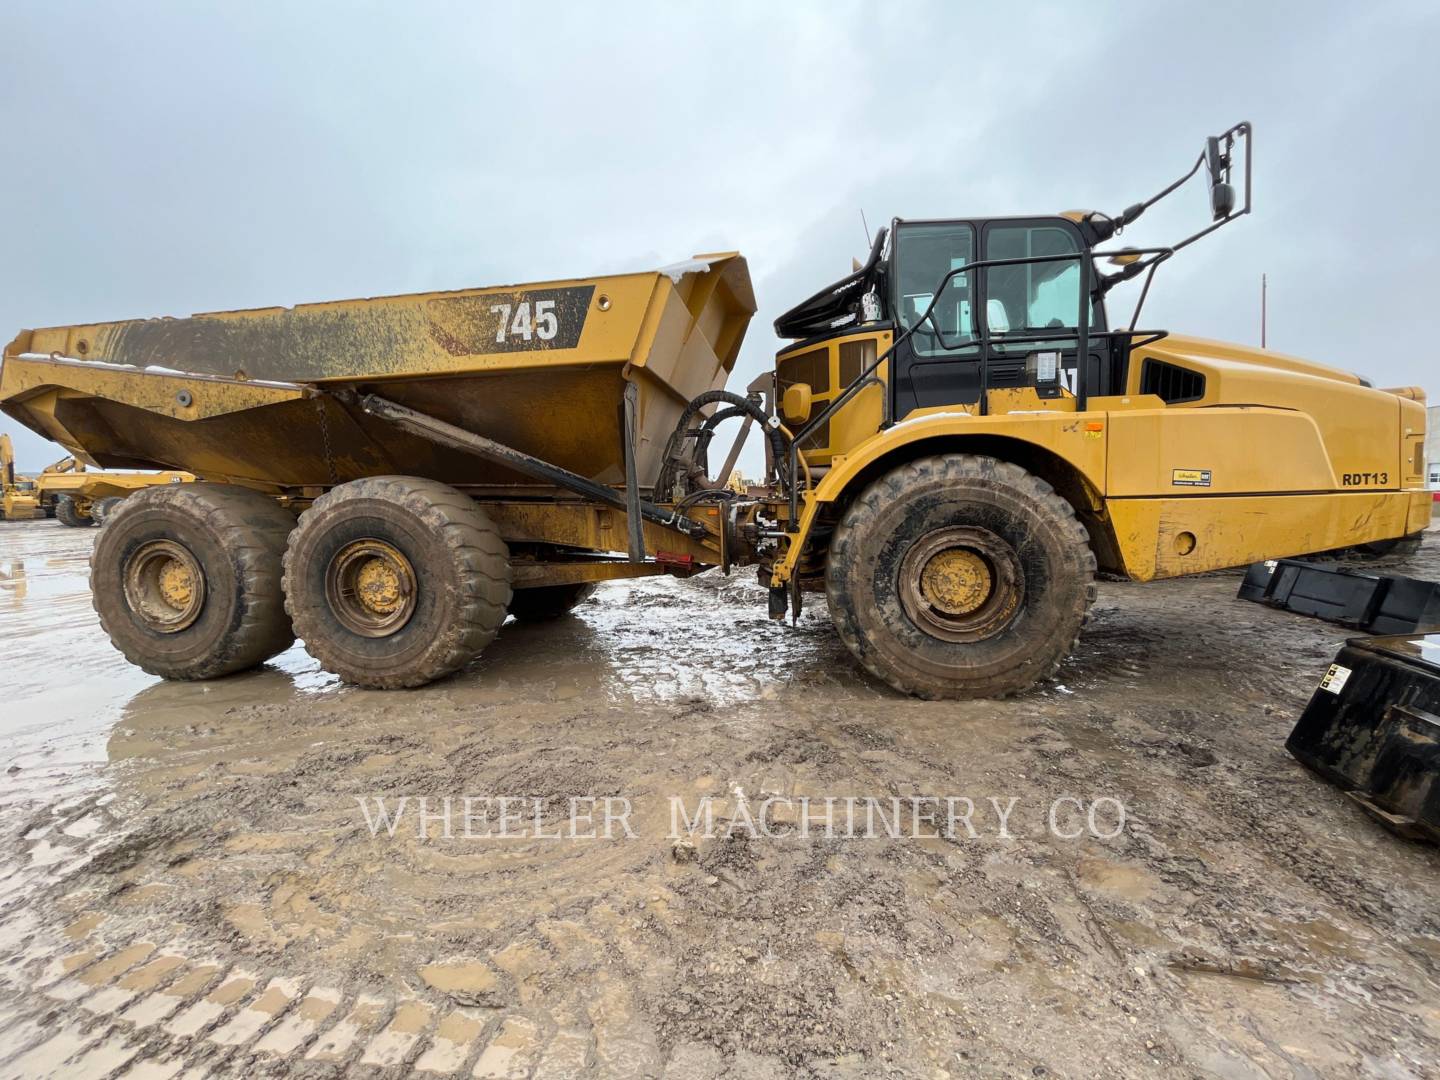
left=2, top=537, right=1440, bottom=1076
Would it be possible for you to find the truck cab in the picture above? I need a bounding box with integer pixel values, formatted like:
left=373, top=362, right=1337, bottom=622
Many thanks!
left=888, top=214, right=1112, bottom=416
left=772, top=210, right=1122, bottom=469
left=767, top=122, right=1429, bottom=607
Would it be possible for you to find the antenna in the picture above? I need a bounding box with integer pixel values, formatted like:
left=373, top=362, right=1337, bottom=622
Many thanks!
left=1261, top=272, right=1267, bottom=348
left=860, top=210, right=872, bottom=248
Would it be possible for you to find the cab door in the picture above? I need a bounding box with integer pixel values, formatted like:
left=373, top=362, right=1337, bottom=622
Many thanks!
left=978, top=218, right=1109, bottom=407
left=888, top=220, right=982, bottom=421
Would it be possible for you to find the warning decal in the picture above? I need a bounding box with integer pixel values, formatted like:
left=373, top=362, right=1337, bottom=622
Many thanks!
left=1319, top=664, right=1351, bottom=695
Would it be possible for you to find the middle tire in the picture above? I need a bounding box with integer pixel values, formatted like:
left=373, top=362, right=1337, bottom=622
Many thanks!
left=283, top=476, right=512, bottom=689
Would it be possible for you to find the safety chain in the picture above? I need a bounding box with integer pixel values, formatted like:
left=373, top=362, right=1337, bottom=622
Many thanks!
left=315, top=395, right=339, bottom=486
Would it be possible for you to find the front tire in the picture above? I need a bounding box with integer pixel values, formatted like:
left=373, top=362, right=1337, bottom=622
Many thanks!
left=91, top=484, right=296, bottom=679
left=825, top=454, right=1096, bottom=699
left=282, top=476, right=511, bottom=689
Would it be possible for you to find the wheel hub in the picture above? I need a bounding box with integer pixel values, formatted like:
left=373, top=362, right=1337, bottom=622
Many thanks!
left=326, top=539, right=417, bottom=637
left=898, top=526, right=1023, bottom=642
left=918, top=547, right=993, bottom=615
left=123, top=540, right=206, bottom=633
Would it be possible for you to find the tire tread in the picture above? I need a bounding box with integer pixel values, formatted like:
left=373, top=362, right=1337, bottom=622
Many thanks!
left=826, top=454, right=1096, bottom=699
left=92, top=484, right=297, bottom=679
left=281, top=476, right=511, bottom=689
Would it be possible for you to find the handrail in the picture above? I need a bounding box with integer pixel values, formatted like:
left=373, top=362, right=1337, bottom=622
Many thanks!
left=784, top=245, right=1175, bottom=524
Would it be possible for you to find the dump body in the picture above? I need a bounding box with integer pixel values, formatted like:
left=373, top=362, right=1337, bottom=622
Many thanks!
left=0, top=255, right=754, bottom=495
left=36, top=467, right=193, bottom=506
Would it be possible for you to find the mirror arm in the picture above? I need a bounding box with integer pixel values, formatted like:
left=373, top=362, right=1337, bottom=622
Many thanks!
left=1109, top=120, right=1252, bottom=231
left=1113, top=152, right=1205, bottom=230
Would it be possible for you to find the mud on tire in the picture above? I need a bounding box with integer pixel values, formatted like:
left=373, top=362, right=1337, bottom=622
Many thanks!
left=91, top=484, right=297, bottom=679
left=825, top=454, right=1096, bottom=699
left=283, top=476, right=511, bottom=689
left=56, top=495, right=95, bottom=527
left=507, top=582, right=597, bottom=622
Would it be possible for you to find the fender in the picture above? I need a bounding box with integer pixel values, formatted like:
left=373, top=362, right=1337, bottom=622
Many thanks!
left=771, top=409, right=1108, bottom=586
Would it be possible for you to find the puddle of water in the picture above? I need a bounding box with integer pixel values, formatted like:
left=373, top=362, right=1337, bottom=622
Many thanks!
left=1, top=523, right=155, bottom=814
left=1, top=522, right=876, bottom=822
left=455, top=574, right=873, bottom=710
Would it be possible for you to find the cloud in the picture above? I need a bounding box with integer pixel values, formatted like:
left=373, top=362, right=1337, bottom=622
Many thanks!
left=1, top=1, right=1436, bottom=471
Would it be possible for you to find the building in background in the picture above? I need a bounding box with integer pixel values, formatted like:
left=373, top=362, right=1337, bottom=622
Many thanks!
left=1429, top=405, right=1439, bottom=488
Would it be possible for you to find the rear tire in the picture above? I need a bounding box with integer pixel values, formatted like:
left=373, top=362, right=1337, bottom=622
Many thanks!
left=508, top=583, right=597, bottom=622
left=91, top=484, right=297, bottom=679
left=282, top=476, right=511, bottom=689
left=92, top=496, right=123, bottom=525
left=825, top=454, right=1096, bottom=699
left=56, top=496, right=94, bottom=528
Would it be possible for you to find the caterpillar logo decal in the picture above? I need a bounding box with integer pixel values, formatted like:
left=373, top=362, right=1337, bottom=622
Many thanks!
left=1341, top=472, right=1389, bottom=486
left=1172, top=468, right=1212, bottom=487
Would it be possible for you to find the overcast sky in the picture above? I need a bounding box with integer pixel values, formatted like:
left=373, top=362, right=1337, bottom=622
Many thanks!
left=2, top=1, right=1436, bottom=470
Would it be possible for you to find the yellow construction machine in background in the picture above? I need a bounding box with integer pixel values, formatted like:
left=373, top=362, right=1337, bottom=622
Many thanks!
left=1, top=434, right=43, bottom=521
left=0, top=437, right=192, bottom=525
left=33, top=456, right=193, bottom=526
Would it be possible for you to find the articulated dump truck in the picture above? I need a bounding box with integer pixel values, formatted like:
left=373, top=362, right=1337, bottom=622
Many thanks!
left=35, top=455, right=194, bottom=526
left=0, top=123, right=1430, bottom=696
left=0, top=448, right=192, bottom=524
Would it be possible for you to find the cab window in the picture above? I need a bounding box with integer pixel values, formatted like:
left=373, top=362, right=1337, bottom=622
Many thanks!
left=893, top=222, right=977, bottom=357
left=984, top=225, right=1083, bottom=333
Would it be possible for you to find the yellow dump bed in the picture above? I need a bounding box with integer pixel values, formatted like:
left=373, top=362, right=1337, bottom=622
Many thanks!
left=36, top=469, right=193, bottom=501
left=0, top=255, right=754, bottom=493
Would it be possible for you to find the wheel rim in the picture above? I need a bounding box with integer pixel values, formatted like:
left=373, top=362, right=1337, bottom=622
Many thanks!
left=123, top=540, right=206, bottom=633
left=897, top=526, right=1024, bottom=642
left=325, top=538, right=418, bottom=637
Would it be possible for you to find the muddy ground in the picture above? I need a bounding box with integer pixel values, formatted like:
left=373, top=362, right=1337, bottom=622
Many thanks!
left=0, top=518, right=1438, bottom=1079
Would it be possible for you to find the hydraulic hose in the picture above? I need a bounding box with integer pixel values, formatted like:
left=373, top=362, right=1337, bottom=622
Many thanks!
left=694, top=405, right=749, bottom=475
left=657, top=390, right=789, bottom=497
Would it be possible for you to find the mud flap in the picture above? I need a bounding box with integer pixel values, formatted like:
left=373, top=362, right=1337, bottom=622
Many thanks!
left=1286, top=633, right=1440, bottom=842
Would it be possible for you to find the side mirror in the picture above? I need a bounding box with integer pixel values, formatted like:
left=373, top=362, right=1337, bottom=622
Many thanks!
left=1206, top=136, right=1236, bottom=220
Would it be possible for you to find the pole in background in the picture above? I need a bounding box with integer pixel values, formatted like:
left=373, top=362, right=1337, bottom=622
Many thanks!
left=1261, top=273, right=1267, bottom=348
